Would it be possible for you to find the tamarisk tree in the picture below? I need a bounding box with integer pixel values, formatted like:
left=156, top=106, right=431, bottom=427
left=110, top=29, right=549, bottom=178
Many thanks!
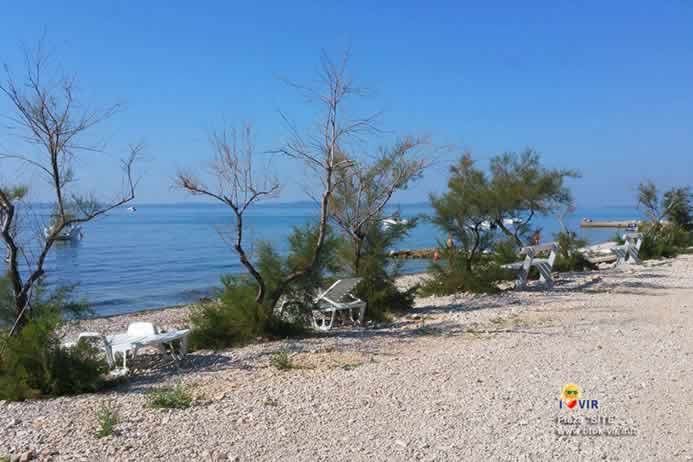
left=176, top=126, right=280, bottom=303
left=0, top=44, right=140, bottom=335
left=329, top=137, right=429, bottom=272
left=178, top=51, right=374, bottom=309
left=487, top=149, right=578, bottom=246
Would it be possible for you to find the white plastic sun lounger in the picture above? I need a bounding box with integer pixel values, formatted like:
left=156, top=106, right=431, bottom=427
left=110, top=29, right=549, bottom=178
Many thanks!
left=580, top=233, right=643, bottom=266
left=311, top=278, right=367, bottom=331
left=69, top=322, right=190, bottom=372
left=501, top=242, right=558, bottom=289
left=610, top=232, right=643, bottom=265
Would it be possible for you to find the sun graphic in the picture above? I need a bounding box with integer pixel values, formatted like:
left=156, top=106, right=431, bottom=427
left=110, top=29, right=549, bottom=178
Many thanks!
left=561, top=383, right=581, bottom=403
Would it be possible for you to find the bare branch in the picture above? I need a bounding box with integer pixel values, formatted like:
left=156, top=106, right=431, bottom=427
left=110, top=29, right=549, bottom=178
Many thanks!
left=0, top=40, right=140, bottom=333
left=177, top=125, right=279, bottom=303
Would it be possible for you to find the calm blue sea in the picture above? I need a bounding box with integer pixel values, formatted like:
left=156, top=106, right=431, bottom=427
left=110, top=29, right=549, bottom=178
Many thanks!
left=10, top=203, right=639, bottom=316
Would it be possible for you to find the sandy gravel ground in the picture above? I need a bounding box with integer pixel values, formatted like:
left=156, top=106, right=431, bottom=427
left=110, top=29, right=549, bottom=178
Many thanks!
left=1, top=256, right=692, bottom=461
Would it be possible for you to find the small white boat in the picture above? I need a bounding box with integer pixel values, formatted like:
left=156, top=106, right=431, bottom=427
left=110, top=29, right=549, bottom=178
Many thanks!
left=480, top=218, right=522, bottom=231
left=381, top=217, right=409, bottom=230
left=127, top=206, right=137, bottom=212
left=44, top=224, right=83, bottom=241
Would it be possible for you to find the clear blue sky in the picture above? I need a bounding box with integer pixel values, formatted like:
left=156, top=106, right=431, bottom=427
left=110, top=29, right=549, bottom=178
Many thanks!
left=1, top=1, right=692, bottom=207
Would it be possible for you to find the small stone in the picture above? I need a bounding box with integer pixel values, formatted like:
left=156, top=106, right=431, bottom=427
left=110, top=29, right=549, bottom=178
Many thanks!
left=395, top=440, right=407, bottom=448
left=19, top=449, right=34, bottom=462
left=31, top=418, right=45, bottom=430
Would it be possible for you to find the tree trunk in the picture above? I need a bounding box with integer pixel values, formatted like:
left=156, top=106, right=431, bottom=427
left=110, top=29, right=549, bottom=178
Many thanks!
left=267, top=163, right=335, bottom=309
left=353, top=235, right=364, bottom=274
left=232, top=209, right=265, bottom=304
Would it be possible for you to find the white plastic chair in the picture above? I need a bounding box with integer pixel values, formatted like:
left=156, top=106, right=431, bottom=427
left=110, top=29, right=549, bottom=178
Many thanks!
left=502, top=242, right=559, bottom=289
left=610, top=232, right=643, bottom=265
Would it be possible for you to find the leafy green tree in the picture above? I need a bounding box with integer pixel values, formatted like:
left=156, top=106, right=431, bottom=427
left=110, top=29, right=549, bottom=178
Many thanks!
left=663, top=187, right=692, bottom=228
left=429, top=154, right=496, bottom=272
left=426, top=150, right=576, bottom=295
left=487, top=149, right=579, bottom=246
left=329, top=138, right=428, bottom=320
left=637, top=181, right=692, bottom=258
left=330, top=137, right=428, bottom=271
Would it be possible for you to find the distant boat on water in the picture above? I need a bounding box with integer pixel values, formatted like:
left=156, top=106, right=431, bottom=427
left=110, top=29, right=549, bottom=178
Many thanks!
left=382, top=216, right=409, bottom=230
left=127, top=206, right=137, bottom=212
left=480, top=218, right=523, bottom=230
left=44, top=224, right=83, bottom=241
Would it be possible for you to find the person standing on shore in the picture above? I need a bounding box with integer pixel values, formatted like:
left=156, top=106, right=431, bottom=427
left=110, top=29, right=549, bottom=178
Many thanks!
left=531, top=229, right=542, bottom=246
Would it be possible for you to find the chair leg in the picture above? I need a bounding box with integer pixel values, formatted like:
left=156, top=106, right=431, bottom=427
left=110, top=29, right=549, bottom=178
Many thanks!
left=180, top=336, right=189, bottom=356
left=611, top=247, right=627, bottom=265
left=627, top=249, right=642, bottom=265
left=326, top=310, right=336, bottom=330
left=516, top=269, right=528, bottom=289
left=542, top=267, right=554, bottom=288
left=537, top=263, right=554, bottom=288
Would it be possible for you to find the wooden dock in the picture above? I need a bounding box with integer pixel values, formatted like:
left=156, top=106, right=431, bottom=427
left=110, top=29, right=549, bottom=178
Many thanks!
left=580, top=219, right=640, bottom=229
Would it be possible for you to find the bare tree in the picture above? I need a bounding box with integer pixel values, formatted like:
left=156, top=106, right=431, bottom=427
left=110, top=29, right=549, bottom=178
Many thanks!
left=329, top=136, right=430, bottom=271
left=265, top=50, right=379, bottom=307
left=0, top=42, right=140, bottom=335
left=178, top=51, right=378, bottom=311
left=176, top=126, right=279, bottom=303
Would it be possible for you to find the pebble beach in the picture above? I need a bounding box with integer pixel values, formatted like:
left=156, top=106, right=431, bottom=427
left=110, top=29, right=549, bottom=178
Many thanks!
left=1, top=255, right=692, bottom=461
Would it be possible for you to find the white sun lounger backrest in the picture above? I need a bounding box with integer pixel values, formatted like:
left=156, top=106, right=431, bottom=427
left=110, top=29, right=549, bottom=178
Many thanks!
left=622, top=232, right=643, bottom=264
left=77, top=332, right=115, bottom=368
left=318, top=278, right=363, bottom=303
left=127, top=322, right=159, bottom=337
left=623, top=232, right=643, bottom=250
left=515, top=242, right=558, bottom=288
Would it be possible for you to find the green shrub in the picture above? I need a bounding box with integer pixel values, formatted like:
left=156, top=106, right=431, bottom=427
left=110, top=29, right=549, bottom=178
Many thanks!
left=638, top=223, right=691, bottom=259
left=0, top=283, right=108, bottom=401
left=145, top=382, right=193, bottom=409
left=337, top=217, right=418, bottom=322
left=419, top=247, right=513, bottom=296
left=269, top=349, right=297, bottom=370
left=491, top=238, right=520, bottom=266
left=189, top=284, right=265, bottom=350
left=189, top=279, right=308, bottom=351
left=95, top=401, right=119, bottom=438
left=552, top=231, right=596, bottom=272
left=188, top=224, right=334, bottom=350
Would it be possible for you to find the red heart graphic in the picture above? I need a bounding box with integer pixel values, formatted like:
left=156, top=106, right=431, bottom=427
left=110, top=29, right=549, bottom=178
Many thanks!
left=566, top=400, right=577, bottom=409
